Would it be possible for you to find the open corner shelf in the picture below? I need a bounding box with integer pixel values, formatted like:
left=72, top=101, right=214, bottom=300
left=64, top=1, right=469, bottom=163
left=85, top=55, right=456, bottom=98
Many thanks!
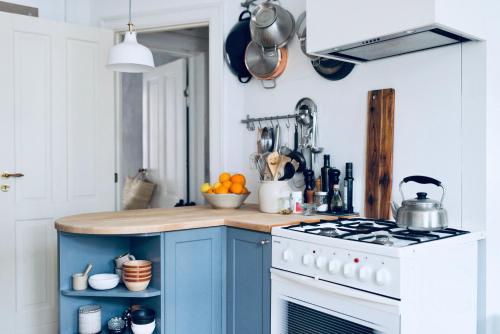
left=61, top=284, right=161, bottom=298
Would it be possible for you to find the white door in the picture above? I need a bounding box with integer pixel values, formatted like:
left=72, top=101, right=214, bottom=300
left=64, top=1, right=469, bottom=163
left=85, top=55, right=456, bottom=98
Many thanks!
left=0, top=12, right=115, bottom=334
left=143, top=58, right=187, bottom=208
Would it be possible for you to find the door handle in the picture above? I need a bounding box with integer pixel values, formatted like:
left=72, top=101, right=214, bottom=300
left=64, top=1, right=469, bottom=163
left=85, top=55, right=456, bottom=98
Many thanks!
left=1, top=172, right=24, bottom=179
left=0, top=184, right=10, bottom=192
left=260, top=240, right=270, bottom=245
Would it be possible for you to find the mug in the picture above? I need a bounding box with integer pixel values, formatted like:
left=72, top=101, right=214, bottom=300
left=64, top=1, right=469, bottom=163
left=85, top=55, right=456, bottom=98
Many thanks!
left=115, top=253, right=136, bottom=269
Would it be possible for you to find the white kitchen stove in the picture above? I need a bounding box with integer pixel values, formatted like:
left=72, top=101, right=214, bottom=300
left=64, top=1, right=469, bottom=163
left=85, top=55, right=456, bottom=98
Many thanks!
left=270, top=218, right=484, bottom=334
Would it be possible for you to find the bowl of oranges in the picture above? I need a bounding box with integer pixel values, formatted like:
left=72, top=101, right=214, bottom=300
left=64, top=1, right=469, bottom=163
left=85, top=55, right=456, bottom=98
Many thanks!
left=200, top=173, right=250, bottom=209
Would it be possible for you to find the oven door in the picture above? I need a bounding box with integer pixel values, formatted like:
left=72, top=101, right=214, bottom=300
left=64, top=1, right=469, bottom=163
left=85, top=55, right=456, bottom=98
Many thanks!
left=271, top=268, right=400, bottom=334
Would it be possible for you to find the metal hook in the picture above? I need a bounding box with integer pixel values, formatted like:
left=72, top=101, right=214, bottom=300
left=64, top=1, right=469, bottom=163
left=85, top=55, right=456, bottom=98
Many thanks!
left=286, top=117, right=291, bottom=128
left=258, top=120, right=262, bottom=128
left=270, top=119, right=274, bottom=127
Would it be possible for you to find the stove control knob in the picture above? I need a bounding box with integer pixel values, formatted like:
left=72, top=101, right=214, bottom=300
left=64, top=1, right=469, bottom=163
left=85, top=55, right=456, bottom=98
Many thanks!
left=343, top=263, right=357, bottom=278
left=282, top=249, right=294, bottom=262
left=315, top=256, right=327, bottom=269
left=358, top=266, right=373, bottom=282
left=328, top=260, right=341, bottom=274
left=375, top=268, right=391, bottom=286
left=302, top=254, right=314, bottom=266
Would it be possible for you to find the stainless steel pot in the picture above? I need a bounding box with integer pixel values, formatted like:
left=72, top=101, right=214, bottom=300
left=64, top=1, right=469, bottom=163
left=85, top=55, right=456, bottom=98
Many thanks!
left=245, top=41, right=288, bottom=88
left=250, top=0, right=295, bottom=51
left=391, top=176, right=448, bottom=231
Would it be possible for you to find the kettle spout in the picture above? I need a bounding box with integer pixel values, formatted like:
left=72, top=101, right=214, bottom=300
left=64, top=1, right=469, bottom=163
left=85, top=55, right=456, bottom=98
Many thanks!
left=390, top=201, right=399, bottom=220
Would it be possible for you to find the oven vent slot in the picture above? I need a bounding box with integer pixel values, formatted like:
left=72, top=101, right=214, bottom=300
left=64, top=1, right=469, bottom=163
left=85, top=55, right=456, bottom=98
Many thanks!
left=286, top=301, right=376, bottom=334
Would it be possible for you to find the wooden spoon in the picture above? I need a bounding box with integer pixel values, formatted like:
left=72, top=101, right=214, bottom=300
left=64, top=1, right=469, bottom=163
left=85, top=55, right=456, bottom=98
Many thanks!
left=267, top=152, right=280, bottom=180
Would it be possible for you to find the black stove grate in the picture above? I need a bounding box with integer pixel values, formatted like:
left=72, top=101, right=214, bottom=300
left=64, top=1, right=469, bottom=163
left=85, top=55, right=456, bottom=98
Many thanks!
left=283, top=218, right=469, bottom=246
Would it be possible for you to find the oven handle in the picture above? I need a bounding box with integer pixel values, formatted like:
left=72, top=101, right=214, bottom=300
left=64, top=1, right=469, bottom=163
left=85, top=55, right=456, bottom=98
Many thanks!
left=271, top=268, right=400, bottom=307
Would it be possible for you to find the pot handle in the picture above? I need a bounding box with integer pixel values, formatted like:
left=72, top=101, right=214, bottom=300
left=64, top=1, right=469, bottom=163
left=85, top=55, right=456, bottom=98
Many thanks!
left=238, top=75, right=251, bottom=83
left=261, top=79, right=276, bottom=89
left=239, top=10, right=251, bottom=21
left=399, top=175, right=445, bottom=207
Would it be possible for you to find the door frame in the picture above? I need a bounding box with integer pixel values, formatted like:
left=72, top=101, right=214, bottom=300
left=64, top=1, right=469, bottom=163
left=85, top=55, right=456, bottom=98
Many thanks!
left=100, top=3, right=224, bottom=208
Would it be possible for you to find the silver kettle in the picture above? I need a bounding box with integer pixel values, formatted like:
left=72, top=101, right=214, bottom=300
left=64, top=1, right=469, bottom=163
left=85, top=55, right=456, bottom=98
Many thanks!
left=391, top=176, right=448, bottom=231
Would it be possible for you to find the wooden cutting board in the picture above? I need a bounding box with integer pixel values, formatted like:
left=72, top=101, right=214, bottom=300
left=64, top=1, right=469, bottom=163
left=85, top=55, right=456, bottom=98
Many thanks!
left=364, top=89, right=395, bottom=219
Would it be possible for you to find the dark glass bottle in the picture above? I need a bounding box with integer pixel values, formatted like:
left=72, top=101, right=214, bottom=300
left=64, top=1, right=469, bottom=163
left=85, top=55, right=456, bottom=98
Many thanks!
left=328, top=168, right=341, bottom=211
left=321, top=155, right=331, bottom=192
left=303, top=169, right=315, bottom=204
left=342, top=162, right=354, bottom=213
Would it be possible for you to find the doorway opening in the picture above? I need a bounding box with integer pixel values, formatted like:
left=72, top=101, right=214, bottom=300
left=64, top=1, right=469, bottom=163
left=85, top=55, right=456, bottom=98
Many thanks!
left=120, top=26, right=209, bottom=209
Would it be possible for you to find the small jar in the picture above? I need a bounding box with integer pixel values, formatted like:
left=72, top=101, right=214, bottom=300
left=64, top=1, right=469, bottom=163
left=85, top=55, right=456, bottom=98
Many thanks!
left=79, top=304, right=101, bottom=334
left=314, top=192, right=329, bottom=213
left=72, top=273, right=88, bottom=291
left=290, top=191, right=303, bottom=214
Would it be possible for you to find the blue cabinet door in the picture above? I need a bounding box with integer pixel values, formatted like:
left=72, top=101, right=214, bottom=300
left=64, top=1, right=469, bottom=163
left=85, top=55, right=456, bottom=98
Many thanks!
left=227, top=228, right=271, bottom=334
left=164, top=227, right=223, bottom=334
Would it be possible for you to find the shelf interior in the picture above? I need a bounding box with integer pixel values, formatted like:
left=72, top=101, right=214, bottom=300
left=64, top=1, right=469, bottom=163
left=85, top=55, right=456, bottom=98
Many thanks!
left=58, top=233, right=163, bottom=333
left=61, top=284, right=161, bottom=298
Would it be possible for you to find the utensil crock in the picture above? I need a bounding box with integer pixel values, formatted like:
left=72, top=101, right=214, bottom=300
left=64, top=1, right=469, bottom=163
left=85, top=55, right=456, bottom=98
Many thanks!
left=258, top=181, right=292, bottom=213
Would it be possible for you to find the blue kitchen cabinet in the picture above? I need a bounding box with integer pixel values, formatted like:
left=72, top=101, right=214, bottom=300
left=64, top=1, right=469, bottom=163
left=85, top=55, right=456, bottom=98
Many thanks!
left=226, top=228, right=272, bottom=334
left=164, top=227, right=223, bottom=334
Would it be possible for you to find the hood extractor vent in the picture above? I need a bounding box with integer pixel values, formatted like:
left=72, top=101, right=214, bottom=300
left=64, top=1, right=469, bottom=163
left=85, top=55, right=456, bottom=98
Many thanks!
left=321, top=26, right=471, bottom=63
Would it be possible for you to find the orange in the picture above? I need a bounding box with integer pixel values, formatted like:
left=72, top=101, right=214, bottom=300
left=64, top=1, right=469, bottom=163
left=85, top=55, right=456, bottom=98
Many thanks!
left=215, top=186, right=229, bottom=194
left=242, top=187, right=249, bottom=194
left=222, top=180, right=232, bottom=189
left=230, top=174, right=246, bottom=186
left=230, top=183, right=243, bottom=194
left=219, top=172, right=231, bottom=183
left=207, top=188, right=214, bottom=194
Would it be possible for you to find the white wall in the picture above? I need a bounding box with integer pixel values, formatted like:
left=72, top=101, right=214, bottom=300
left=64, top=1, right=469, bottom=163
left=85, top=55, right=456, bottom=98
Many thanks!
left=4, top=0, right=91, bottom=23
left=235, top=44, right=464, bottom=225
left=484, top=0, right=500, bottom=332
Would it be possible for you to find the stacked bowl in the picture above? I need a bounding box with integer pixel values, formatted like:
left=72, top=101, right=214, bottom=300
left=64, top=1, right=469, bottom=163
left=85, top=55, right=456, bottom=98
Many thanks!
left=131, top=308, right=156, bottom=334
left=122, top=260, right=152, bottom=292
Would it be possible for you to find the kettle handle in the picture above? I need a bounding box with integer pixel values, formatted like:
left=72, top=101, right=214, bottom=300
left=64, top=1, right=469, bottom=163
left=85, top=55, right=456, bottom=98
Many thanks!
left=402, top=175, right=441, bottom=186
left=399, top=175, right=445, bottom=207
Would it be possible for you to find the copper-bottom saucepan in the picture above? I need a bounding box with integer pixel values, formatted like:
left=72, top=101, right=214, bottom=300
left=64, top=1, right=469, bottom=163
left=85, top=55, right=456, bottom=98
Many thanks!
left=245, top=41, right=288, bottom=89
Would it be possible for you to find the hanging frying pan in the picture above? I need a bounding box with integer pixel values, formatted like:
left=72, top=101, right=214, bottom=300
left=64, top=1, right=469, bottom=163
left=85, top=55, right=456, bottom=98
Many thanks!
left=312, top=58, right=355, bottom=81
left=225, top=10, right=253, bottom=83
left=296, top=11, right=355, bottom=81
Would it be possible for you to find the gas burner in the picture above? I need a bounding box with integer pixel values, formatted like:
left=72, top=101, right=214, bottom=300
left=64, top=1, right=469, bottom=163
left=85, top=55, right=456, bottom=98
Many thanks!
left=373, top=234, right=394, bottom=246
left=358, top=222, right=374, bottom=228
left=317, top=227, right=339, bottom=237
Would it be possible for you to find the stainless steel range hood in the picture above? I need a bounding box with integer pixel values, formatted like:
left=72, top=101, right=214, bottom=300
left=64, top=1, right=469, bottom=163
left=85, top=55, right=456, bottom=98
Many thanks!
left=322, top=25, right=471, bottom=63
left=306, top=0, right=484, bottom=64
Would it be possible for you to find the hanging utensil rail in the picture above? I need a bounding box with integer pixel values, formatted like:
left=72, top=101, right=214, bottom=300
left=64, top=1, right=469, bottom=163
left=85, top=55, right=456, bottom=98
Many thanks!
left=241, top=113, right=296, bottom=131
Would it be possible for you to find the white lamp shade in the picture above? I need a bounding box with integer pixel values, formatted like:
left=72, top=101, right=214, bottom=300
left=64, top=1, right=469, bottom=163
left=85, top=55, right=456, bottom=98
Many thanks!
left=107, top=31, right=155, bottom=73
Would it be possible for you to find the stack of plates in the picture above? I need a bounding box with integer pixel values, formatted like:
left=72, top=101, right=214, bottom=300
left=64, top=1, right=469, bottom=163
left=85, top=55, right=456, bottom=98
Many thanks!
left=122, top=260, right=152, bottom=292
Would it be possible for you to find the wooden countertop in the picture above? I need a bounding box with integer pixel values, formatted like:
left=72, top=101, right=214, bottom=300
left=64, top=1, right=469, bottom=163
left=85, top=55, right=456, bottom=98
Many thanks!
left=55, top=205, right=344, bottom=235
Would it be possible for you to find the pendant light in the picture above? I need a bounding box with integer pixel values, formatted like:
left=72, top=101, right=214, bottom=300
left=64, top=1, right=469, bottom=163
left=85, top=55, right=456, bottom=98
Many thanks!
left=107, top=0, right=155, bottom=73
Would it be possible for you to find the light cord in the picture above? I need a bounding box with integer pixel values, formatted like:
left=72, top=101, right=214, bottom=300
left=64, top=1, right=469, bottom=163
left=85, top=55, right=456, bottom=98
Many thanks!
left=127, top=0, right=134, bottom=32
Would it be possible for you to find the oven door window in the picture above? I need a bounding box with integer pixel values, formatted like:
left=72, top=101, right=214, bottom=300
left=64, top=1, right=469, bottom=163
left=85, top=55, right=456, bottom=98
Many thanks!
left=285, top=300, right=379, bottom=334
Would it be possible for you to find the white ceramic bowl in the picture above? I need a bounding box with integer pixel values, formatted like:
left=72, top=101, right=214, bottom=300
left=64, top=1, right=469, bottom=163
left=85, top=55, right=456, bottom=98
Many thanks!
left=202, top=192, right=250, bottom=209
left=124, top=279, right=151, bottom=292
left=131, top=320, right=156, bottom=334
left=88, top=274, right=119, bottom=290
